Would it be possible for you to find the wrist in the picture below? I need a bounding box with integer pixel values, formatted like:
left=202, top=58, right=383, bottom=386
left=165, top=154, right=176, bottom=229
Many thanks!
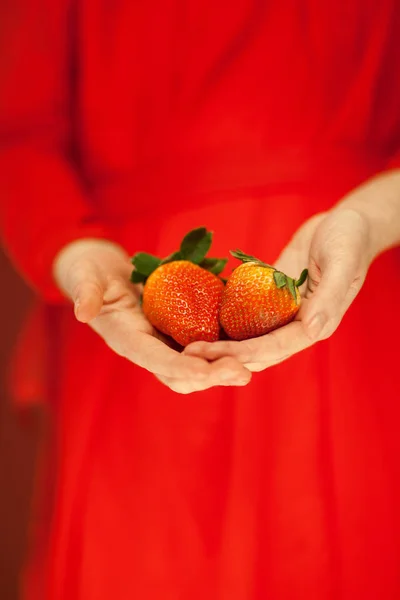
left=334, top=170, right=400, bottom=259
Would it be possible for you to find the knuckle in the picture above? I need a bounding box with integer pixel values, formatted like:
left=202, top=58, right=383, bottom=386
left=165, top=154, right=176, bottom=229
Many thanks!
left=271, top=333, right=287, bottom=358
left=74, top=279, right=103, bottom=302
left=347, top=280, right=362, bottom=301
left=240, top=340, right=259, bottom=363
left=155, top=374, right=197, bottom=395
left=111, top=340, right=130, bottom=359
left=244, top=362, right=266, bottom=372
left=219, top=357, right=239, bottom=370
left=319, top=318, right=338, bottom=340
left=169, top=382, right=195, bottom=395
left=306, top=274, right=320, bottom=296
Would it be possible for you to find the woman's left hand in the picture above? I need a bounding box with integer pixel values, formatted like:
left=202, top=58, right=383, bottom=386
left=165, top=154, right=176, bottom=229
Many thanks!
left=184, top=206, right=374, bottom=372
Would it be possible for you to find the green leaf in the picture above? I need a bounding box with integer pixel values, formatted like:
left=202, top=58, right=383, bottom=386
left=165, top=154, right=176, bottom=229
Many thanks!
left=130, top=270, right=147, bottom=284
left=131, top=252, right=161, bottom=276
left=273, top=271, right=287, bottom=288
left=230, top=249, right=275, bottom=269
left=295, top=269, right=308, bottom=288
left=200, top=257, right=228, bottom=275
left=180, top=227, right=213, bottom=264
left=160, top=251, right=182, bottom=265
left=230, top=249, right=259, bottom=263
left=287, top=277, right=297, bottom=303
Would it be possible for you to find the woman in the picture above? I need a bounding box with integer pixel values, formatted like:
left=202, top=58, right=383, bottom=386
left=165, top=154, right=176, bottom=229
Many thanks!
left=1, top=1, right=400, bottom=599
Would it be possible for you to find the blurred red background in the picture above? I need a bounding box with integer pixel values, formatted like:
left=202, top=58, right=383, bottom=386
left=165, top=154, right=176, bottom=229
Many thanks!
left=0, top=249, right=41, bottom=600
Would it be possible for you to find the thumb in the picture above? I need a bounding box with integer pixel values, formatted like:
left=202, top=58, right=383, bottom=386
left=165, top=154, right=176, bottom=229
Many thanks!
left=54, top=240, right=126, bottom=323
left=69, top=261, right=105, bottom=323
left=303, top=258, right=358, bottom=341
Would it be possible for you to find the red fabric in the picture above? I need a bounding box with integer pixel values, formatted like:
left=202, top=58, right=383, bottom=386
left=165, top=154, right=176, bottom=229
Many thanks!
left=0, top=0, right=112, bottom=302
left=1, top=2, right=400, bottom=599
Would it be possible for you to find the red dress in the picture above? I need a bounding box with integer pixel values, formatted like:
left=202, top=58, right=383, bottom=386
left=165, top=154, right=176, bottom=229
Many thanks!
left=1, top=2, right=400, bottom=599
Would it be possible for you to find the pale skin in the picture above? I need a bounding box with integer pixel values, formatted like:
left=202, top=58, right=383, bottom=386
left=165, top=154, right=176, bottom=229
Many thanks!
left=54, top=170, right=400, bottom=392
left=54, top=239, right=253, bottom=394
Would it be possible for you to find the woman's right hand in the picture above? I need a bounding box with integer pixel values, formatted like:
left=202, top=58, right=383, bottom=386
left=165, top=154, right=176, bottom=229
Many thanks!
left=53, top=239, right=251, bottom=394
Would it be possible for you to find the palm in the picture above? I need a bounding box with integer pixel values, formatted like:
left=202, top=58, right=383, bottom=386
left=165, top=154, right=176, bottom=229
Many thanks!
left=185, top=208, right=372, bottom=371
left=84, top=262, right=251, bottom=392
left=100, top=277, right=153, bottom=335
left=56, top=240, right=252, bottom=393
left=275, top=210, right=369, bottom=326
left=91, top=276, right=175, bottom=362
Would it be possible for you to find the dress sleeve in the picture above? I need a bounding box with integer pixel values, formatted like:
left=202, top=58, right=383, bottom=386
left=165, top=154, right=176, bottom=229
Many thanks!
left=0, top=0, right=112, bottom=303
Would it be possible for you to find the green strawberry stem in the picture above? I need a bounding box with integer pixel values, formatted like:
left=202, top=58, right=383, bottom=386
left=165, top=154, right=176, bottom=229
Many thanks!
left=295, top=269, right=308, bottom=288
left=230, top=249, right=274, bottom=269
left=131, top=227, right=227, bottom=284
left=274, top=270, right=308, bottom=303
left=230, top=248, right=308, bottom=304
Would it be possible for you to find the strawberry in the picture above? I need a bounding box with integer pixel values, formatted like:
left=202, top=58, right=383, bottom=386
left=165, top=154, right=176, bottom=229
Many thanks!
left=220, top=249, right=308, bottom=341
left=131, top=228, right=227, bottom=347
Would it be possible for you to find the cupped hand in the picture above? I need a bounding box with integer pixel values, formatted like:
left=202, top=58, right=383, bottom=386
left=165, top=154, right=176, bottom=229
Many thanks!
left=184, top=207, right=374, bottom=371
left=53, top=239, right=251, bottom=393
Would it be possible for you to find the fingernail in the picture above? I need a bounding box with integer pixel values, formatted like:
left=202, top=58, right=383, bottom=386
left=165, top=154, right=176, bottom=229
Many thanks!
left=194, top=370, right=208, bottom=381
left=222, top=377, right=250, bottom=387
left=235, top=377, right=250, bottom=386
left=185, top=342, right=206, bottom=354
left=74, top=298, right=81, bottom=319
left=219, top=370, right=236, bottom=382
left=307, top=313, right=327, bottom=340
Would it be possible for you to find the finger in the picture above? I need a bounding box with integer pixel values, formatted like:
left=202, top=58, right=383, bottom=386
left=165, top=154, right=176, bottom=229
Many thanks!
left=185, top=320, right=311, bottom=368
left=243, top=354, right=290, bottom=372
left=185, top=263, right=361, bottom=370
left=184, top=339, right=250, bottom=361
left=66, top=259, right=105, bottom=323
left=91, top=310, right=230, bottom=380
left=74, top=281, right=105, bottom=322
left=302, top=258, right=358, bottom=340
left=274, top=213, right=326, bottom=275
left=205, top=356, right=252, bottom=386
left=145, top=339, right=252, bottom=384
left=156, top=357, right=252, bottom=394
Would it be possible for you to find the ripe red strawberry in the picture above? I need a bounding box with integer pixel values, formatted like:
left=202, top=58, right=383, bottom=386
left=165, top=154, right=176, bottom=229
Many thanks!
left=131, top=228, right=227, bottom=347
left=220, top=250, right=308, bottom=341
